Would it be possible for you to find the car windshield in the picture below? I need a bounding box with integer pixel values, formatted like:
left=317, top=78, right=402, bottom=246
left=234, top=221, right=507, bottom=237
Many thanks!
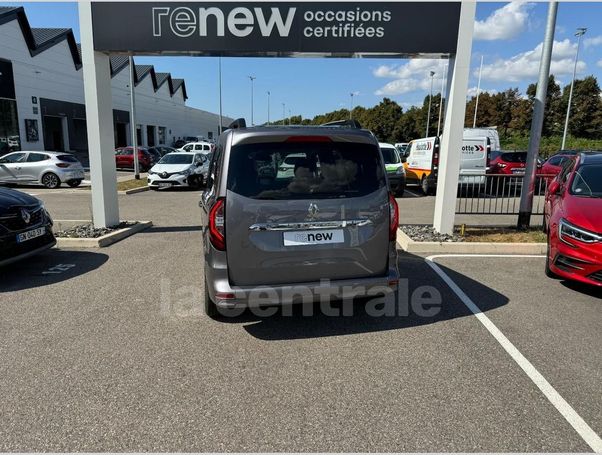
left=570, top=164, right=602, bottom=197
left=380, top=147, right=400, bottom=164
left=158, top=154, right=193, bottom=165
left=227, top=141, right=385, bottom=200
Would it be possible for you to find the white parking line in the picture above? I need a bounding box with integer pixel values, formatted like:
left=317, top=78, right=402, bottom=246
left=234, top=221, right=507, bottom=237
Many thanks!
left=425, top=254, right=602, bottom=452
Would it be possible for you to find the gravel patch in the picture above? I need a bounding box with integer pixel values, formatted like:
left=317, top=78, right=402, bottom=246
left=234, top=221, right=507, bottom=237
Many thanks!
left=55, top=222, right=137, bottom=239
left=400, top=224, right=464, bottom=242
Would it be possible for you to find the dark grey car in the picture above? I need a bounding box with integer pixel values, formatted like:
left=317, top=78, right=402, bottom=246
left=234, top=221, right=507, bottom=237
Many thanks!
left=199, top=120, right=399, bottom=318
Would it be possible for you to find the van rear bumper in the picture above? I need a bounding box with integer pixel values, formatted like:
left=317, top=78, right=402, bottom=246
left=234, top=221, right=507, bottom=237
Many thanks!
left=205, top=243, right=400, bottom=309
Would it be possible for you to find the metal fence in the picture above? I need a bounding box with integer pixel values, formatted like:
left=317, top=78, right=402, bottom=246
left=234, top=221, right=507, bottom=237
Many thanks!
left=455, top=174, right=554, bottom=215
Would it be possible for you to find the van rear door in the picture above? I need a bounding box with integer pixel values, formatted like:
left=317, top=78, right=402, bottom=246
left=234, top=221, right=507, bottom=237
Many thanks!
left=224, top=137, right=389, bottom=287
left=459, top=137, right=487, bottom=184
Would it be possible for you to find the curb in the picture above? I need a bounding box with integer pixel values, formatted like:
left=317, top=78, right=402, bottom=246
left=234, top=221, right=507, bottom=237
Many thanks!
left=396, top=228, right=546, bottom=255
left=119, top=185, right=150, bottom=195
left=55, top=221, right=153, bottom=248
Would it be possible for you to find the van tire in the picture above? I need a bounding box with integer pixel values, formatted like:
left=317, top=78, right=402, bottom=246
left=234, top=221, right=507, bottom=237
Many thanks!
left=421, top=176, right=433, bottom=195
left=204, top=280, right=219, bottom=319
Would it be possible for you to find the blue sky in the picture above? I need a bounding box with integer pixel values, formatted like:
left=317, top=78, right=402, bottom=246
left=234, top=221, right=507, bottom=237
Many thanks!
left=5, top=2, right=602, bottom=123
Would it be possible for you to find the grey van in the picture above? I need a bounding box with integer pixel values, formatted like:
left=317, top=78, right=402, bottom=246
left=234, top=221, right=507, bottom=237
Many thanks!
left=199, top=120, right=399, bottom=318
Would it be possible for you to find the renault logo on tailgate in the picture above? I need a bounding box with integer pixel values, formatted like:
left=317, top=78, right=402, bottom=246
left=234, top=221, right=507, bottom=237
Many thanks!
left=307, top=203, right=319, bottom=220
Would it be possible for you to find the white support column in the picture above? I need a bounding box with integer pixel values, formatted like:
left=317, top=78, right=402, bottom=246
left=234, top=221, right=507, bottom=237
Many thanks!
left=61, top=116, right=70, bottom=151
left=433, top=1, right=476, bottom=234
left=79, top=0, right=119, bottom=228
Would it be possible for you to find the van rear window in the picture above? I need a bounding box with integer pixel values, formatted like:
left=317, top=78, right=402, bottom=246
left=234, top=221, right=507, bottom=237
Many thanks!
left=227, top=141, right=385, bottom=200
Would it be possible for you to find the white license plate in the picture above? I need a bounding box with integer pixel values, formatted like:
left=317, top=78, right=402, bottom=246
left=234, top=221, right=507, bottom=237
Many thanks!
left=283, top=229, right=344, bottom=246
left=158, top=182, right=172, bottom=188
left=17, top=227, right=45, bottom=243
left=512, top=169, right=525, bottom=174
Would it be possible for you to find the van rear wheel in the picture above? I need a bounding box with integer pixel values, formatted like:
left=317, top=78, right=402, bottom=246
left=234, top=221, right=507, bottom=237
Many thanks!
left=421, top=176, right=430, bottom=195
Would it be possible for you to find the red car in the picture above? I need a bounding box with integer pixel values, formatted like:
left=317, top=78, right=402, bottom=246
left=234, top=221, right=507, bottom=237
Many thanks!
left=488, top=151, right=527, bottom=175
left=115, top=147, right=152, bottom=171
left=538, top=153, right=575, bottom=178
left=544, top=152, right=602, bottom=287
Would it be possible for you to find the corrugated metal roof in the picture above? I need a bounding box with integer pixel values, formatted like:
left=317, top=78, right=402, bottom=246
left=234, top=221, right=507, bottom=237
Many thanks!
left=110, top=55, right=129, bottom=75
left=155, top=72, right=170, bottom=87
left=31, top=27, right=70, bottom=46
left=0, top=6, right=19, bottom=14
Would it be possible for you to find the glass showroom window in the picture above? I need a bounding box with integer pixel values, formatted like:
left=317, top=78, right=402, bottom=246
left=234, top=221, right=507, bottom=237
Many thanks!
left=158, top=126, right=166, bottom=145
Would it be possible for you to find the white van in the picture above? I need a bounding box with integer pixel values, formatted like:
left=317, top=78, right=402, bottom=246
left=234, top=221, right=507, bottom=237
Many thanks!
left=404, top=134, right=495, bottom=195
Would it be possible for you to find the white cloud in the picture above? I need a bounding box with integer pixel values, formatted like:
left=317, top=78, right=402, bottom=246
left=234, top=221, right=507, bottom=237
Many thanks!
left=466, top=86, right=498, bottom=98
left=474, top=2, right=533, bottom=41
left=584, top=35, right=602, bottom=48
left=374, top=59, right=448, bottom=96
left=479, top=39, right=586, bottom=82
left=598, top=60, right=602, bottom=68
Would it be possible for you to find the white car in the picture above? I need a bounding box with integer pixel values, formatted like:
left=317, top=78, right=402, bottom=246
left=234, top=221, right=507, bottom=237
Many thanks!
left=179, top=142, right=213, bottom=154
left=147, top=152, right=208, bottom=189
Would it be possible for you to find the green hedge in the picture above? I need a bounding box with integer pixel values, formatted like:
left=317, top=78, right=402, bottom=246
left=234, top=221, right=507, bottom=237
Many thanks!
left=500, top=134, right=602, bottom=157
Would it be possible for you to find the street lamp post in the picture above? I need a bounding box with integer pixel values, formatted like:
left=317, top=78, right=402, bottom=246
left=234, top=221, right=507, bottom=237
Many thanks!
left=437, top=62, right=448, bottom=137
left=349, top=92, right=355, bottom=119
left=561, top=27, right=587, bottom=150
left=128, top=56, right=140, bottom=179
left=218, top=57, right=223, bottom=134
left=282, top=103, right=286, bottom=125
left=473, top=55, right=484, bottom=128
left=425, top=71, right=435, bottom=137
left=267, top=91, right=270, bottom=125
left=248, top=75, right=256, bottom=125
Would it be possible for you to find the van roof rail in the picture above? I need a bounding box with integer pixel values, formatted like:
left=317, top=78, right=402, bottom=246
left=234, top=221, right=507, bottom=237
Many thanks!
left=227, top=118, right=247, bottom=130
left=320, top=119, right=362, bottom=129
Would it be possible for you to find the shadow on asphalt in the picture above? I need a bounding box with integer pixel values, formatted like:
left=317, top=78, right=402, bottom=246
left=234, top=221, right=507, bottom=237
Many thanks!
left=145, top=225, right=202, bottom=234
left=0, top=249, right=109, bottom=292
left=560, top=280, right=602, bottom=299
left=212, top=252, right=510, bottom=340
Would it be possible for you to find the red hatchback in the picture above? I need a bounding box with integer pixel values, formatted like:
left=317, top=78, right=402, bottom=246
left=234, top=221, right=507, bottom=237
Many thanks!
left=544, top=152, right=602, bottom=287
left=488, top=151, right=527, bottom=176
left=115, top=147, right=152, bottom=171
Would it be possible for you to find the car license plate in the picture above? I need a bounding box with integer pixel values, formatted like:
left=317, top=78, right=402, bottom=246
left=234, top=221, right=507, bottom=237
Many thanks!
left=158, top=182, right=172, bottom=188
left=16, top=227, right=45, bottom=243
left=512, top=168, right=525, bottom=174
left=283, top=229, right=344, bottom=246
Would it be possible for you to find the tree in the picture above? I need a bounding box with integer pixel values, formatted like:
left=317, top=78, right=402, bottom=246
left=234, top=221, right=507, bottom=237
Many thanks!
left=526, top=75, right=563, bottom=136
left=562, top=76, right=602, bottom=139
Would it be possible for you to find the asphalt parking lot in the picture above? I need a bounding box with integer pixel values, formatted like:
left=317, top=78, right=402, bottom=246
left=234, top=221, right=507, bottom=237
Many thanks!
left=0, top=189, right=600, bottom=451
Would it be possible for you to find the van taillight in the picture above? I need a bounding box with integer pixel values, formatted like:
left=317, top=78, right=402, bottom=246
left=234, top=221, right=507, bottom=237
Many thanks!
left=209, top=198, right=226, bottom=250
left=432, top=151, right=439, bottom=170
left=389, top=193, right=399, bottom=241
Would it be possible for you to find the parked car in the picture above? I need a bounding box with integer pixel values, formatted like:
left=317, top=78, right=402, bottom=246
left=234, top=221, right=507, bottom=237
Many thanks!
left=146, top=147, right=162, bottom=164
left=179, top=142, right=213, bottom=154
left=147, top=151, right=207, bottom=189
left=0, top=187, right=56, bottom=267
left=173, top=139, right=187, bottom=149
left=538, top=153, right=575, bottom=178
left=380, top=142, right=406, bottom=197
left=0, top=151, right=85, bottom=189
left=544, top=152, right=602, bottom=287
left=154, top=145, right=178, bottom=157
left=488, top=151, right=528, bottom=176
left=114, top=147, right=152, bottom=172
left=199, top=118, right=399, bottom=318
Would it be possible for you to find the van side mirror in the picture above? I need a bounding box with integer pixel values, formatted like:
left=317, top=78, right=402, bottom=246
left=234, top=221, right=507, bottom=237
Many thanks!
left=548, top=180, right=560, bottom=195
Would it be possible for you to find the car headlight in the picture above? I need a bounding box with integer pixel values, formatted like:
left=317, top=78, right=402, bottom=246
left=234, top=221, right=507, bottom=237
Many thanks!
left=559, top=218, right=602, bottom=245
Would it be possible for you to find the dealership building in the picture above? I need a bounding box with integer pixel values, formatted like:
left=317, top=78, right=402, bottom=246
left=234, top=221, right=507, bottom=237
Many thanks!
left=0, top=6, right=230, bottom=162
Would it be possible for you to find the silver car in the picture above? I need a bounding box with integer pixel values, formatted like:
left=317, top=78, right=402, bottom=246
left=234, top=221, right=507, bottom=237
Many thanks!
left=0, top=151, right=85, bottom=189
left=199, top=119, right=399, bottom=318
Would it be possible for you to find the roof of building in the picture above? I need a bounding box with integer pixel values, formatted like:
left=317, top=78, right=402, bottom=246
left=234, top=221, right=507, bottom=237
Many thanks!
left=0, top=6, right=187, bottom=100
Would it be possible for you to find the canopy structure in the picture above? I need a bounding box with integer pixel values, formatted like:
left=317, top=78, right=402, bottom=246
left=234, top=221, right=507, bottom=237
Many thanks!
left=80, top=1, right=476, bottom=234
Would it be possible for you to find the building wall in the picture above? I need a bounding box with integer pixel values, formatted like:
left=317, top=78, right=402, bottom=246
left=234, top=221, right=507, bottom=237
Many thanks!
left=0, top=17, right=231, bottom=154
